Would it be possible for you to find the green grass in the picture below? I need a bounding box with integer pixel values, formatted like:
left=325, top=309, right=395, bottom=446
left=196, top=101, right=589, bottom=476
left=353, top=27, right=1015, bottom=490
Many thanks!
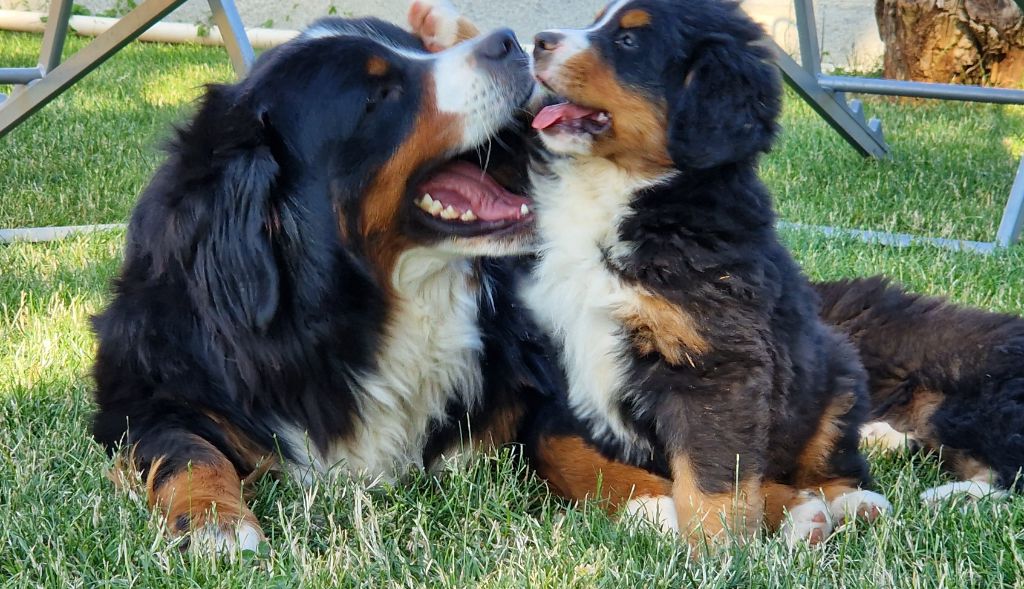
left=3, top=30, right=1024, bottom=588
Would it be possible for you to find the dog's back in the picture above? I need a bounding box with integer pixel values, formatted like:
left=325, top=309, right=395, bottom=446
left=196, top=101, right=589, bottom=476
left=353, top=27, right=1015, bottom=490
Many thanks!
left=815, top=276, right=1024, bottom=489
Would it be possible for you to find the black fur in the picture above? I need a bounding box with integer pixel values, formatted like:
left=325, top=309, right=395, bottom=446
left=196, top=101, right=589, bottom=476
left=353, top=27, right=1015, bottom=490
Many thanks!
left=529, top=0, right=875, bottom=512
left=92, top=18, right=558, bottom=538
left=816, top=276, right=1024, bottom=489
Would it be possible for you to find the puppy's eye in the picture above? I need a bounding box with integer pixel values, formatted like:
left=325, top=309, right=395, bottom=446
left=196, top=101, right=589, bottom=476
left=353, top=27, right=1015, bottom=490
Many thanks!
left=615, top=31, right=639, bottom=49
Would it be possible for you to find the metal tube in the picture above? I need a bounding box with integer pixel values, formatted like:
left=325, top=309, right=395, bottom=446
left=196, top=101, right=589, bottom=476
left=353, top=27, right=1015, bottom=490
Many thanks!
left=793, top=0, right=821, bottom=76
left=207, top=0, right=255, bottom=75
left=771, top=45, right=890, bottom=158
left=996, top=157, right=1024, bottom=247
left=38, top=0, right=73, bottom=73
left=0, top=67, right=43, bottom=84
left=818, top=75, right=1024, bottom=104
left=0, top=0, right=184, bottom=139
left=778, top=221, right=997, bottom=254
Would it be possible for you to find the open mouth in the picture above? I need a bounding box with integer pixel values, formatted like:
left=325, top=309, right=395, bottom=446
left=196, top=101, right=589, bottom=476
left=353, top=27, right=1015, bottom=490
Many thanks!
left=410, top=128, right=534, bottom=238
left=532, top=101, right=611, bottom=137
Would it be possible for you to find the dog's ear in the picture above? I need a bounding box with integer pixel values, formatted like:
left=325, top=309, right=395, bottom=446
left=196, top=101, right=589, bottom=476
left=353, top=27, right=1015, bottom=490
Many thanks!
left=190, top=91, right=282, bottom=334
left=666, top=39, right=781, bottom=170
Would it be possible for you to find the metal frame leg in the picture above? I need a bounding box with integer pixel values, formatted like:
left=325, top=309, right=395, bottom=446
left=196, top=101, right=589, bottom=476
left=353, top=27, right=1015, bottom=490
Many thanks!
left=778, top=0, right=890, bottom=158
left=38, top=0, right=74, bottom=73
left=996, top=157, right=1024, bottom=248
left=0, top=0, right=254, bottom=140
left=779, top=0, right=1024, bottom=247
left=772, top=45, right=890, bottom=159
left=0, top=0, right=186, bottom=139
left=207, top=0, right=255, bottom=75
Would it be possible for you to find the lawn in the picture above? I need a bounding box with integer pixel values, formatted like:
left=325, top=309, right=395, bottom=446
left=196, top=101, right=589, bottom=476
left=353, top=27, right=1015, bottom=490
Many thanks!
left=2, top=29, right=1024, bottom=588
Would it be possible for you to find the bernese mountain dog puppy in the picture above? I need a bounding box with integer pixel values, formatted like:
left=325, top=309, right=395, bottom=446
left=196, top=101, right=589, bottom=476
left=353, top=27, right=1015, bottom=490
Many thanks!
left=91, top=17, right=557, bottom=554
left=815, top=276, right=1024, bottom=501
left=520, top=0, right=893, bottom=548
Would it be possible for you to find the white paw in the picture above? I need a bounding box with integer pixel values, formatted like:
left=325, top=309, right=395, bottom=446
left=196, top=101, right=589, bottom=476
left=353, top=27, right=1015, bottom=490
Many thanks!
left=188, top=521, right=264, bottom=556
left=920, top=480, right=1009, bottom=506
left=622, top=495, right=679, bottom=534
left=408, top=0, right=463, bottom=51
left=779, top=495, right=833, bottom=547
left=860, top=421, right=914, bottom=451
left=829, top=489, right=892, bottom=524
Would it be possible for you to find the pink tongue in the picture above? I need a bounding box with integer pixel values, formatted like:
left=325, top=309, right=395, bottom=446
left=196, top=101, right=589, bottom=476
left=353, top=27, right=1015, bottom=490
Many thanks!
left=532, top=102, right=601, bottom=130
left=417, top=161, right=530, bottom=222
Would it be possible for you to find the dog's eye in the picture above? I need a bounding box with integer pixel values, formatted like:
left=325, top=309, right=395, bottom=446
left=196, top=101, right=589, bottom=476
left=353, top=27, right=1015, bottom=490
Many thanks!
left=366, top=84, right=403, bottom=113
left=615, top=31, right=639, bottom=49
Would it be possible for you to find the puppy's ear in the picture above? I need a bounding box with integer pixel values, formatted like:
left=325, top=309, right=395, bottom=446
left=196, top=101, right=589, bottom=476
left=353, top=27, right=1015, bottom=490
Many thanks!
left=191, top=93, right=282, bottom=333
left=666, top=40, right=781, bottom=169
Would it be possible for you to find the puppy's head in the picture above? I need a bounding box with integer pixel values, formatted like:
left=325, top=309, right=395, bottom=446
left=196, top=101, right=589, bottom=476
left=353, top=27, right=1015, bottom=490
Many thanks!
left=530, top=0, right=780, bottom=173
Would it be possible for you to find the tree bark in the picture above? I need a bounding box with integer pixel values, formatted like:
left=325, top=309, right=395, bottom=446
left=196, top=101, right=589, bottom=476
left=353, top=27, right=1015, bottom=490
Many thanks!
left=875, top=0, right=1024, bottom=86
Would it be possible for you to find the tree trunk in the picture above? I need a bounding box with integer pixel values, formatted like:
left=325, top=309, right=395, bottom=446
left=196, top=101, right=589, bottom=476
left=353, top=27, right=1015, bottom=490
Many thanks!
left=875, top=0, right=1024, bottom=86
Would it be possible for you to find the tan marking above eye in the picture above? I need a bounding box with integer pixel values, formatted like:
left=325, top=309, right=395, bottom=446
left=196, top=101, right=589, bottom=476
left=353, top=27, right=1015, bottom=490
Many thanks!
left=366, top=55, right=390, bottom=76
left=619, top=9, right=651, bottom=29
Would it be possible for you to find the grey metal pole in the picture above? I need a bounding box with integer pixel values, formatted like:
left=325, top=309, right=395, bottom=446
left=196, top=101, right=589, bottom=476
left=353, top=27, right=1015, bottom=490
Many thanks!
left=0, top=68, right=43, bottom=84
left=818, top=75, right=1024, bottom=104
left=207, top=0, right=255, bottom=75
left=770, top=44, right=890, bottom=158
left=38, top=0, right=74, bottom=74
left=793, top=0, right=821, bottom=75
left=0, top=0, right=185, bottom=139
left=996, top=157, right=1024, bottom=247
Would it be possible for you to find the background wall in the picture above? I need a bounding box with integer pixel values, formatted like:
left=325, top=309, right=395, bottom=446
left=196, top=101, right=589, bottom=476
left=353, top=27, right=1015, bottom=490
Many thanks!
left=0, top=0, right=885, bottom=71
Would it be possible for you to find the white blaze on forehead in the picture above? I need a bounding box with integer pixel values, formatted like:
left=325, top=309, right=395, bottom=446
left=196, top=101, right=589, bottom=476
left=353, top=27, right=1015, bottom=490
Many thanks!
left=592, top=0, right=637, bottom=31
left=298, top=22, right=526, bottom=154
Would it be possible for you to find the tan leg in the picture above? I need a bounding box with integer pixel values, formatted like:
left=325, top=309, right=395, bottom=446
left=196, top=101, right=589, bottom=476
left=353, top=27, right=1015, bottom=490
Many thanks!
left=671, top=455, right=763, bottom=549
left=149, top=451, right=265, bottom=554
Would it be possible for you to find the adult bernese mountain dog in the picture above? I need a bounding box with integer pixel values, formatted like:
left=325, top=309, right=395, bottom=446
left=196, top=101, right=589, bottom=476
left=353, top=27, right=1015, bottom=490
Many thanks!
left=91, top=17, right=558, bottom=554
left=816, top=276, right=1024, bottom=501
left=518, top=0, right=893, bottom=548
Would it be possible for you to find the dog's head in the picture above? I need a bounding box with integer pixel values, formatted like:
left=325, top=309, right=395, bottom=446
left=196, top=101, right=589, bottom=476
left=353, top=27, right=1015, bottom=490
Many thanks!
left=529, top=0, right=780, bottom=174
left=138, top=18, right=536, bottom=333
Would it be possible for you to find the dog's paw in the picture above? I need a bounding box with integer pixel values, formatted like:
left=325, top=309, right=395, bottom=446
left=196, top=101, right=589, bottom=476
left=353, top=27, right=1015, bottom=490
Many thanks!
left=860, top=421, right=915, bottom=451
left=622, top=495, right=679, bottom=534
left=920, top=480, right=1008, bottom=506
left=408, top=0, right=471, bottom=52
left=829, top=489, right=892, bottom=525
left=779, top=494, right=833, bottom=547
left=180, top=517, right=265, bottom=557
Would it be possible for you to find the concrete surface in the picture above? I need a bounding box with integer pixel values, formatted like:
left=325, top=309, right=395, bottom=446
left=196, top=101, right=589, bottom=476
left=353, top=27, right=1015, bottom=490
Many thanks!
left=0, top=0, right=884, bottom=70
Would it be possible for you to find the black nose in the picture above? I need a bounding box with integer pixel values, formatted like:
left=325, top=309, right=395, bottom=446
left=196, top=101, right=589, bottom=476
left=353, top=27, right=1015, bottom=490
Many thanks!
left=475, top=28, right=520, bottom=61
left=533, top=31, right=564, bottom=55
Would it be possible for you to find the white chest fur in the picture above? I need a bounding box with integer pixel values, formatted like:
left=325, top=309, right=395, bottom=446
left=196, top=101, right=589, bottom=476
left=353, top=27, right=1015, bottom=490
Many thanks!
left=524, top=158, right=666, bottom=456
left=283, top=248, right=485, bottom=483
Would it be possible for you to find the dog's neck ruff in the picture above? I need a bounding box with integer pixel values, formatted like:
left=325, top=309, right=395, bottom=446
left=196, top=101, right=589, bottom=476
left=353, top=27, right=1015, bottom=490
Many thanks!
left=525, top=157, right=670, bottom=459
left=282, top=247, right=485, bottom=483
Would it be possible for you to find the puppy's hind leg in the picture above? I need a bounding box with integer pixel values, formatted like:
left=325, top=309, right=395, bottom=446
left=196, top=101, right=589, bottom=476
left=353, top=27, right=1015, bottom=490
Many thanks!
left=799, top=393, right=893, bottom=527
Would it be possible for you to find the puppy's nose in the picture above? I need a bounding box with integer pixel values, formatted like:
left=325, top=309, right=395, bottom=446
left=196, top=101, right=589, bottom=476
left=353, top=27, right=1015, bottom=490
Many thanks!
left=474, top=28, right=520, bottom=61
left=533, top=31, right=565, bottom=57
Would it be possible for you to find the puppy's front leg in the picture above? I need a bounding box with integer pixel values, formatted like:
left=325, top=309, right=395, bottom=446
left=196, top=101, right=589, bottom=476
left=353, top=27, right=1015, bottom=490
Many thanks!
left=408, top=0, right=480, bottom=51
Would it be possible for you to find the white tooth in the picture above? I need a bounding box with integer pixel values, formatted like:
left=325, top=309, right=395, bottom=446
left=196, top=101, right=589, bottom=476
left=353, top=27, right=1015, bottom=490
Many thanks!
left=429, top=200, right=443, bottom=216
left=441, top=205, right=460, bottom=220
left=422, top=193, right=434, bottom=206
left=460, top=209, right=477, bottom=222
left=520, top=203, right=530, bottom=216
left=596, top=112, right=610, bottom=123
